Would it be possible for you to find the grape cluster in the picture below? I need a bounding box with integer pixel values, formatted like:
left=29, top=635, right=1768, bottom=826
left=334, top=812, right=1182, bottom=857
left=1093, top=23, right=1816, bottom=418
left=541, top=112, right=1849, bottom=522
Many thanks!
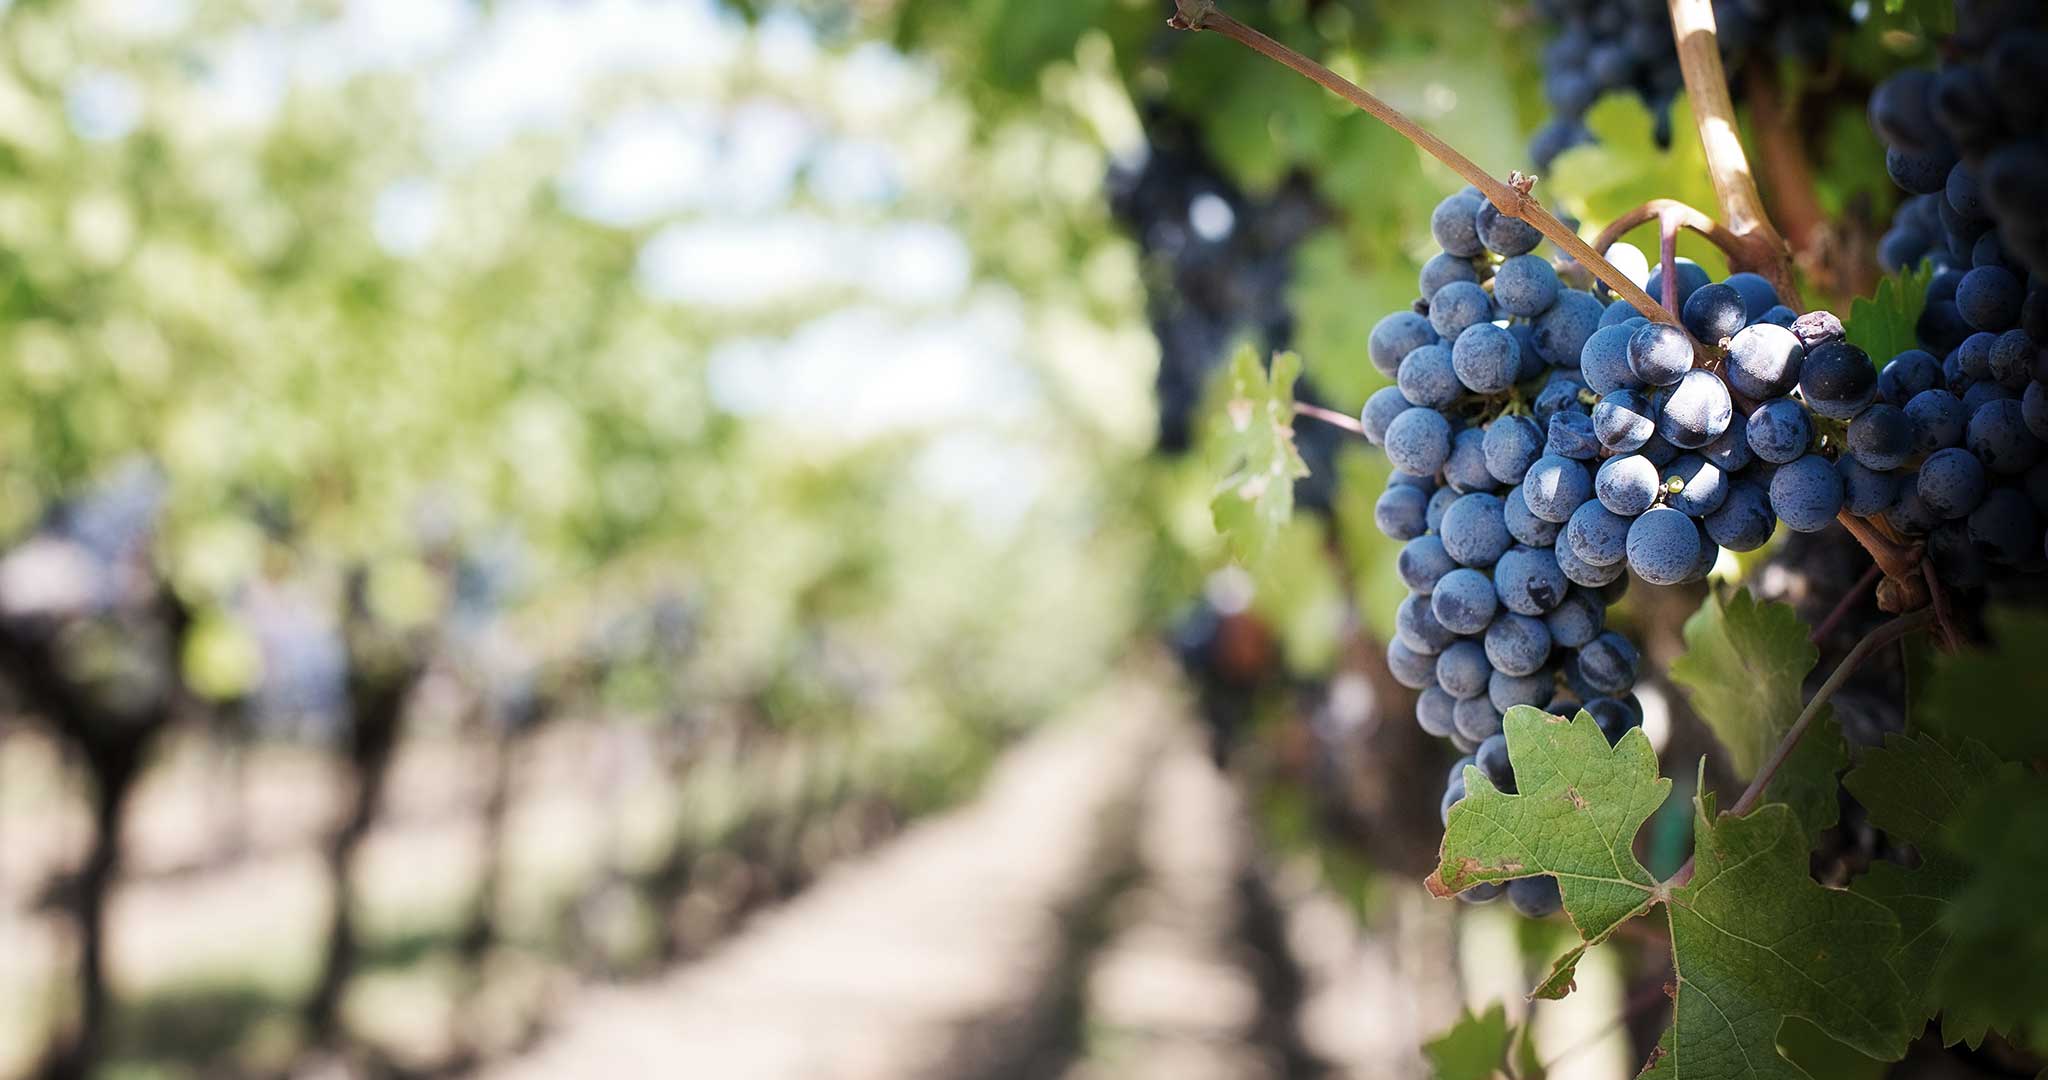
left=1109, top=109, right=1347, bottom=510
left=1529, top=0, right=1844, bottom=170
left=1362, top=188, right=1663, bottom=918
left=1869, top=4, right=2048, bottom=285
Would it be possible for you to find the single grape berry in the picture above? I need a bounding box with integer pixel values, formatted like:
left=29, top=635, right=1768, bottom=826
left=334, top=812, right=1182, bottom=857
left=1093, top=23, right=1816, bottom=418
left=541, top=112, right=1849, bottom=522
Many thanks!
left=1626, top=506, right=1701, bottom=585
left=1681, top=282, right=1747, bottom=345
left=1384, top=407, right=1454, bottom=475
left=1522, top=455, right=1594, bottom=523
left=1703, top=481, right=1776, bottom=551
left=1580, top=323, right=1645, bottom=396
left=1483, top=415, right=1546, bottom=485
left=1430, top=280, right=1494, bottom=340
left=1453, top=322, right=1523, bottom=394
left=1725, top=323, right=1805, bottom=400
left=1628, top=322, right=1695, bottom=386
left=1592, top=388, right=1658, bottom=452
left=1847, top=403, right=1915, bottom=471
left=1799, top=341, right=1878, bottom=420
left=1656, top=368, right=1734, bottom=449
left=1360, top=386, right=1412, bottom=446
left=1495, top=544, right=1569, bottom=616
left=1431, top=567, right=1499, bottom=635
left=1494, top=254, right=1561, bottom=317
left=1769, top=454, right=1845, bottom=533
left=1370, top=310, right=1437, bottom=377
left=1595, top=454, right=1661, bottom=516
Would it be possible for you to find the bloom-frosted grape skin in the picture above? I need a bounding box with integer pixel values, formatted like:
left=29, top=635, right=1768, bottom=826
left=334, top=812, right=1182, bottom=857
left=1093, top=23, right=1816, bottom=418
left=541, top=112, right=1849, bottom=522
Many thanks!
left=1838, top=457, right=1900, bottom=517
left=1370, top=310, right=1437, bottom=377
left=1387, top=639, right=1438, bottom=691
left=1592, top=388, right=1657, bottom=452
left=1656, top=368, right=1734, bottom=449
left=1490, top=669, right=1554, bottom=712
left=1725, top=323, right=1804, bottom=400
left=1799, top=341, right=1879, bottom=420
left=1398, top=344, right=1461, bottom=409
left=1430, top=280, right=1494, bottom=340
left=1501, top=485, right=1562, bottom=547
left=1595, top=454, right=1661, bottom=516
left=1374, top=484, right=1430, bottom=540
left=1577, top=631, right=1641, bottom=696
left=1483, top=415, right=1545, bottom=485
left=1543, top=588, right=1604, bottom=648
left=1769, top=454, right=1845, bottom=532
left=1453, top=322, right=1522, bottom=394
left=1681, top=282, right=1747, bottom=346
left=1494, top=254, right=1560, bottom=317
left=1396, top=592, right=1455, bottom=654
left=1522, top=455, right=1593, bottom=523
left=1848, top=403, right=1915, bottom=471
left=1564, top=500, right=1630, bottom=568
left=1662, top=455, right=1727, bottom=517
left=1484, top=613, right=1553, bottom=677
left=1430, top=567, right=1499, bottom=635
left=1495, top=544, right=1568, bottom=616
left=1397, top=535, right=1456, bottom=594
left=1703, top=481, right=1775, bottom=551
left=1441, top=492, right=1513, bottom=567
left=1436, top=639, right=1492, bottom=700
left=1904, top=389, right=1967, bottom=453
left=1966, top=398, right=2042, bottom=474
left=1746, top=398, right=1812, bottom=464
left=1627, top=322, right=1694, bottom=386
left=1384, top=407, right=1454, bottom=475
left=1918, top=447, right=1988, bottom=520
left=1625, top=506, right=1701, bottom=585
left=1360, top=386, right=1412, bottom=446
left=1533, top=290, right=1604, bottom=367
left=1578, top=323, right=1642, bottom=396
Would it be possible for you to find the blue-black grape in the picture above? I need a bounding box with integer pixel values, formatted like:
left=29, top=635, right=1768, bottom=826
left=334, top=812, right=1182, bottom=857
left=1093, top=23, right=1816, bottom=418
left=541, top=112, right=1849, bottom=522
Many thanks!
left=1430, top=280, right=1494, bottom=340
left=1398, top=344, right=1462, bottom=409
left=1593, top=388, right=1658, bottom=452
left=1564, top=500, right=1631, bottom=568
left=1454, top=323, right=1523, bottom=394
left=1545, top=410, right=1602, bottom=460
left=1847, top=403, right=1915, bottom=471
left=1681, top=282, right=1748, bottom=345
left=1626, top=505, right=1701, bottom=585
left=1490, top=668, right=1554, bottom=712
left=1475, top=732, right=1516, bottom=793
left=1704, top=480, right=1776, bottom=551
left=1484, top=415, right=1545, bottom=485
left=1398, top=535, right=1456, bottom=594
left=1437, top=639, right=1493, bottom=700
left=1485, top=613, right=1553, bottom=677
left=1769, top=454, right=1845, bottom=532
left=1495, top=544, right=1569, bottom=616
left=1878, top=349, right=1942, bottom=404
left=1657, top=368, right=1734, bottom=448
left=1577, top=631, right=1640, bottom=695
left=1370, top=310, right=1437, bottom=377
left=1431, top=567, right=1499, bottom=635
left=1375, top=483, right=1430, bottom=540
left=1838, top=457, right=1901, bottom=517
left=1725, top=323, right=1805, bottom=400
left=1522, top=455, right=1593, bottom=523
left=1746, top=397, right=1813, bottom=464
left=1360, top=386, right=1412, bottom=446
left=1662, top=454, right=1728, bottom=517
left=1441, top=492, right=1513, bottom=567
left=1966, top=397, right=2043, bottom=474
left=1388, top=639, right=1439, bottom=690
left=1905, top=388, right=1967, bottom=453
left=1495, top=254, right=1561, bottom=317
left=1628, top=322, right=1694, bottom=386
left=1595, top=453, right=1661, bottom=516
left=1418, top=687, right=1458, bottom=737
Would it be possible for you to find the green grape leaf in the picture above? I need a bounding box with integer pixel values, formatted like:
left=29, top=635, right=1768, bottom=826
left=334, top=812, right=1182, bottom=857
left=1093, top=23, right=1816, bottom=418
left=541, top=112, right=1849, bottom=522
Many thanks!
left=1922, top=771, right=2048, bottom=1048
left=1208, top=346, right=1311, bottom=563
left=1843, top=733, right=2013, bottom=1045
left=1548, top=95, right=1730, bottom=283
left=1643, top=794, right=1913, bottom=1077
left=1427, top=707, right=1665, bottom=945
left=1776, top=1018, right=1890, bottom=1080
left=1668, top=589, right=1821, bottom=779
left=1919, top=608, right=2048, bottom=761
left=1843, top=263, right=1935, bottom=365
left=1761, top=714, right=1847, bottom=847
left=1423, top=1002, right=1513, bottom=1080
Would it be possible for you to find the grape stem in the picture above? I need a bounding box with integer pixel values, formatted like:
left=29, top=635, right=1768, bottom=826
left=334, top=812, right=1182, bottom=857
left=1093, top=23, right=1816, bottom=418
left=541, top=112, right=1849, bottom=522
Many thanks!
left=1663, top=0, right=1801, bottom=310
left=1164, top=0, right=1689, bottom=334
left=1591, top=199, right=1748, bottom=272
left=1663, top=607, right=1938, bottom=889
left=1293, top=400, right=1365, bottom=436
left=1808, top=561, right=1880, bottom=645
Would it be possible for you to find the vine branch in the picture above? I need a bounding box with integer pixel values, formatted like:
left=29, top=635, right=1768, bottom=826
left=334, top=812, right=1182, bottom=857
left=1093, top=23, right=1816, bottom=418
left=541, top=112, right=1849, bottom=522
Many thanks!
left=1664, top=607, right=1938, bottom=890
left=1294, top=400, right=1365, bottom=435
left=1166, top=0, right=1689, bottom=333
left=1592, top=198, right=1749, bottom=269
left=1728, top=607, right=1936, bottom=817
left=1664, top=0, right=1801, bottom=310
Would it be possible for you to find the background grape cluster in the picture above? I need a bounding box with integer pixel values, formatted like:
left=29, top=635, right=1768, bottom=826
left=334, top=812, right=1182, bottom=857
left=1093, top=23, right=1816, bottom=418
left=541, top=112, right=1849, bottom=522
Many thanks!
left=1864, top=3, right=2048, bottom=581
left=1529, top=0, right=1844, bottom=169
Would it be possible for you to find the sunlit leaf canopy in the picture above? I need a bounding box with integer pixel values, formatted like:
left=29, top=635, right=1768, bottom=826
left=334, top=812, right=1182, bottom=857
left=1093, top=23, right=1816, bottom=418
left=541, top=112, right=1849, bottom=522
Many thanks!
left=0, top=0, right=1161, bottom=729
